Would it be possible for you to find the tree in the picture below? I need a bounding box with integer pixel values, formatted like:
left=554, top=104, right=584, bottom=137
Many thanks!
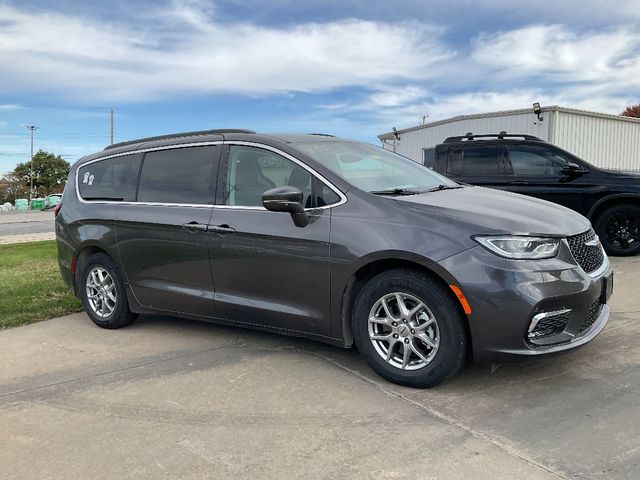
left=621, top=104, right=640, bottom=118
left=0, top=173, right=28, bottom=204
left=12, top=150, right=70, bottom=197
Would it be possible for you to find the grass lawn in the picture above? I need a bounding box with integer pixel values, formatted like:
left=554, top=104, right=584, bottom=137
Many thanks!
left=0, top=240, right=82, bottom=329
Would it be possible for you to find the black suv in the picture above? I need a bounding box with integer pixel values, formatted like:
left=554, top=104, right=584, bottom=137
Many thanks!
left=427, top=133, right=640, bottom=256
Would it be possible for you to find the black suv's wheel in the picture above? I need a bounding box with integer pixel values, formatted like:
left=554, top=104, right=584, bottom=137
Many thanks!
left=594, top=204, right=640, bottom=256
left=352, top=269, right=467, bottom=388
left=80, top=253, right=137, bottom=329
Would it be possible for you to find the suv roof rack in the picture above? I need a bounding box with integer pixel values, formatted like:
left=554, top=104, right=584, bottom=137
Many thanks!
left=443, top=131, right=542, bottom=143
left=306, top=133, right=335, bottom=137
left=103, top=129, right=256, bottom=151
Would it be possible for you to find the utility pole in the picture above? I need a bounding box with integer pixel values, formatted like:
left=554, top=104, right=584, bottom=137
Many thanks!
left=110, top=108, right=114, bottom=145
left=25, top=125, right=39, bottom=207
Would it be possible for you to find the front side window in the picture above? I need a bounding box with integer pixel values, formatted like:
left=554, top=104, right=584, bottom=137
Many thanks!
left=78, top=154, right=141, bottom=201
left=295, top=141, right=456, bottom=193
left=447, top=145, right=500, bottom=176
left=137, top=146, right=218, bottom=204
left=507, top=146, right=568, bottom=175
left=224, top=145, right=339, bottom=207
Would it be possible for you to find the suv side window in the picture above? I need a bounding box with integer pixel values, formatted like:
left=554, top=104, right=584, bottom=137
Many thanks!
left=447, top=144, right=500, bottom=176
left=506, top=145, right=568, bottom=175
left=224, top=145, right=340, bottom=208
left=137, top=146, right=218, bottom=204
left=78, top=154, right=141, bottom=201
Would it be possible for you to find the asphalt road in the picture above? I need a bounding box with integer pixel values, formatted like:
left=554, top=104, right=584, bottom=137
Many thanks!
left=0, top=210, right=55, bottom=236
left=1, top=257, right=638, bottom=479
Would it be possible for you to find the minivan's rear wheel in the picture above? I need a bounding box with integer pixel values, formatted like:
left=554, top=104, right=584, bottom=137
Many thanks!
left=352, top=269, right=467, bottom=388
left=80, top=253, right=137, bottom=329
left=594, top=204, right=640, bottom=256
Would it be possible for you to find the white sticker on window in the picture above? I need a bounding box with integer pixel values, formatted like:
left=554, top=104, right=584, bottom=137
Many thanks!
left=83, top=172, right=90, bottom=184
left=88, top=174, right=95, bottom=185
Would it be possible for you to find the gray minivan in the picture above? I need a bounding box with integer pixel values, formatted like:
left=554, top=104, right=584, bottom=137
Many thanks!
left=56, top=129, right=613, bottom=387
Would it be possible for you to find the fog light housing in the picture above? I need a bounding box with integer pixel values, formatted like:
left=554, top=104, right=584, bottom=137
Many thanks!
left=528, top=308, right=572, bottom=340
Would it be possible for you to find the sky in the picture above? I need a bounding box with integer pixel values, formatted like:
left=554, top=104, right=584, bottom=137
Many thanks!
left=0, top=0, right=639, bottom=173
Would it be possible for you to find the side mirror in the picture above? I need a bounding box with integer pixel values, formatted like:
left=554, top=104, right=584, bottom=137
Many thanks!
left=561, top=162, right=583, bottom=175
left=262, top=186, right=309, bottom=227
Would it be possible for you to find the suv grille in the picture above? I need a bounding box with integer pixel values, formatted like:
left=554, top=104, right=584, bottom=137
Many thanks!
left=567, top=229, right=605, bottom=275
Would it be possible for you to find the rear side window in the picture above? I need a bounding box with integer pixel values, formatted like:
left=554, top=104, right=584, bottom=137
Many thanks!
left=423, top=148, right=435, bottom=168
left=447, top=145, right=500, bottom=176
left=137, top=146, right=219, bottom=204
left=78, top=154, right=141, bottom=201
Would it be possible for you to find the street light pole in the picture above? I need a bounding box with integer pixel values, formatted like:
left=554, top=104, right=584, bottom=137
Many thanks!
left=25, top=125, right=39, bottom=207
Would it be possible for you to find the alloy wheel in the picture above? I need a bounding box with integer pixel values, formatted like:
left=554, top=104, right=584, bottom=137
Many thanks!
left=86, top=266, right=117, bottom=318
left=368, top=292, right=440, bottom=370
left=606, top=213, right=640, bottom=250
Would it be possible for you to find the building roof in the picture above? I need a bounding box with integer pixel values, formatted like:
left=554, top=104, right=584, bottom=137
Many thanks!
left=378, top=105, right=640, bottom=140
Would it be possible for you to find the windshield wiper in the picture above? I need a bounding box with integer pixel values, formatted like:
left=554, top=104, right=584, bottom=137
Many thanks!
left=422, top=184, right=462, bottom=193
left=369, top=188, right=425, bottom=196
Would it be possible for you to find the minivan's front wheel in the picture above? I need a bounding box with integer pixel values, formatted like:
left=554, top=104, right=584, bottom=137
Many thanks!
left=80, top=253, right=137, bottom=329
left=352, top=269, right=467, bottom=388
left=594, top=204, right=640, bottom=256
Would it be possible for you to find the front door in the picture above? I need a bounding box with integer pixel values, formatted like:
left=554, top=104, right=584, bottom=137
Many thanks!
left=208, top=144, right=338, bottom=337
left=503, top=144, right=595, bottom=213
left=116, top=143, right=222, bottom=317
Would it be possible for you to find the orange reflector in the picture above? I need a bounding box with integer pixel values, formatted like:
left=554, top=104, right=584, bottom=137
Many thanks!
left=450, top=285, right=472, bottom=316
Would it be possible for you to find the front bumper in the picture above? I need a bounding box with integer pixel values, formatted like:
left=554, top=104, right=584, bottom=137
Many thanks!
left=440, top=243, right=613, bottom=363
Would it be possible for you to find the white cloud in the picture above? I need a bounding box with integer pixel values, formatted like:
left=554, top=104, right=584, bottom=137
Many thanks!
left=0, top=104, right=21, bottom=110
left=472, top=25, right=640, bottom=92
left=0, top=3, right=451, bottom=100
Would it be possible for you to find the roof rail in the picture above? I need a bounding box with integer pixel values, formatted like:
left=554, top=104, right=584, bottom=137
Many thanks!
left=443, top=132, right=542, bottom=143
left=306, top=133, right=335, bottom=137
left=103, top=128, right=256, bottom=151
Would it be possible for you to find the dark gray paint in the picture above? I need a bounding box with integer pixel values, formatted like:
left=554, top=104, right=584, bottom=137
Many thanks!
left=56, top=131, right=612, bottom=362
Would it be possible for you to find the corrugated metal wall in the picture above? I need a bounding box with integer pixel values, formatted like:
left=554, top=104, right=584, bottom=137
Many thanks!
left=383, top=112, right=550, bottom=161
left=552, top=111, right=640, bottom=171
left=383, top=108, right=640, bottom=171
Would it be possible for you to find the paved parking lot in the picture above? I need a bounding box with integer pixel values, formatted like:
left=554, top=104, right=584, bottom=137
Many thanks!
left=0, top=210, right=55, bottom=244
left=1, top=257, right=638, bottom=479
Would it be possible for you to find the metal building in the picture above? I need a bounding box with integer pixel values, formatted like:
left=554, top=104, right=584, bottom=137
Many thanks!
left=378, top=106, right=640, bottom=171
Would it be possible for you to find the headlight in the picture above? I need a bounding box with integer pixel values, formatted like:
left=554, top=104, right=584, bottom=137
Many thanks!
left=474, top=236, right=560, bottom=259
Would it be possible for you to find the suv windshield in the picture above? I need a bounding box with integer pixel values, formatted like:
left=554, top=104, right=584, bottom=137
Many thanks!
left=296, top=141, right=458, bottom=193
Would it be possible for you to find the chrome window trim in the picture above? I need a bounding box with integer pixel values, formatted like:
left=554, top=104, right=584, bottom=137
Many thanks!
left=74, top=140, right=347, bottom=211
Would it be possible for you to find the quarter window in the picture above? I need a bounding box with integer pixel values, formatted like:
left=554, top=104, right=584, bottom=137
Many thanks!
left=78, top=154, right=141, bottom=201
left=224, top=145, right=339, bottom=208
left=137, top=146, right=218, bottom=204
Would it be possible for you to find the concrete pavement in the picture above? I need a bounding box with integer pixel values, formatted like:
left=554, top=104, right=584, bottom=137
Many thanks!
left=1, top=257, right=638, bottom=479
left=0, top=210, right=55, bottom=243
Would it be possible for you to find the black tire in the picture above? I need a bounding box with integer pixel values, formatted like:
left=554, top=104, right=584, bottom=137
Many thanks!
left=352, top=269, right=467, bottom=388
left=79, top=253, right=137, bottom=329
left=594, top=204, right=640, bottom=256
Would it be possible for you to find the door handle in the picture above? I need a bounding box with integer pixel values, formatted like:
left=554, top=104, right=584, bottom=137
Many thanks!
left=181, top=221, right=208, bottom=233
left=208, top=224, right=236, bottom=235
left=510, top=180, right=529, bottom=186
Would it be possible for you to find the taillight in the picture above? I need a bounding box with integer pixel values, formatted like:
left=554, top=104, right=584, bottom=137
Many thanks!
left=54, top=202, right=62, bottom=217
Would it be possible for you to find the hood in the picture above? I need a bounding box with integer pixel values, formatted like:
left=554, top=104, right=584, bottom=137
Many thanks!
left=396, top=186, right=590, bottom=237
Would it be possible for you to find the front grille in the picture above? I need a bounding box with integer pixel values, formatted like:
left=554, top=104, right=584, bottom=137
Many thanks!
left=567, top=229, right=605, bottom=274
left=529, top=311, right=570, bottom=339
left=579, top=298, right=603, bottom=334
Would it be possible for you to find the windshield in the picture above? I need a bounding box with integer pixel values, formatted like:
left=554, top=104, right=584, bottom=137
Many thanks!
left=295, top=141, right=458, bottom=193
